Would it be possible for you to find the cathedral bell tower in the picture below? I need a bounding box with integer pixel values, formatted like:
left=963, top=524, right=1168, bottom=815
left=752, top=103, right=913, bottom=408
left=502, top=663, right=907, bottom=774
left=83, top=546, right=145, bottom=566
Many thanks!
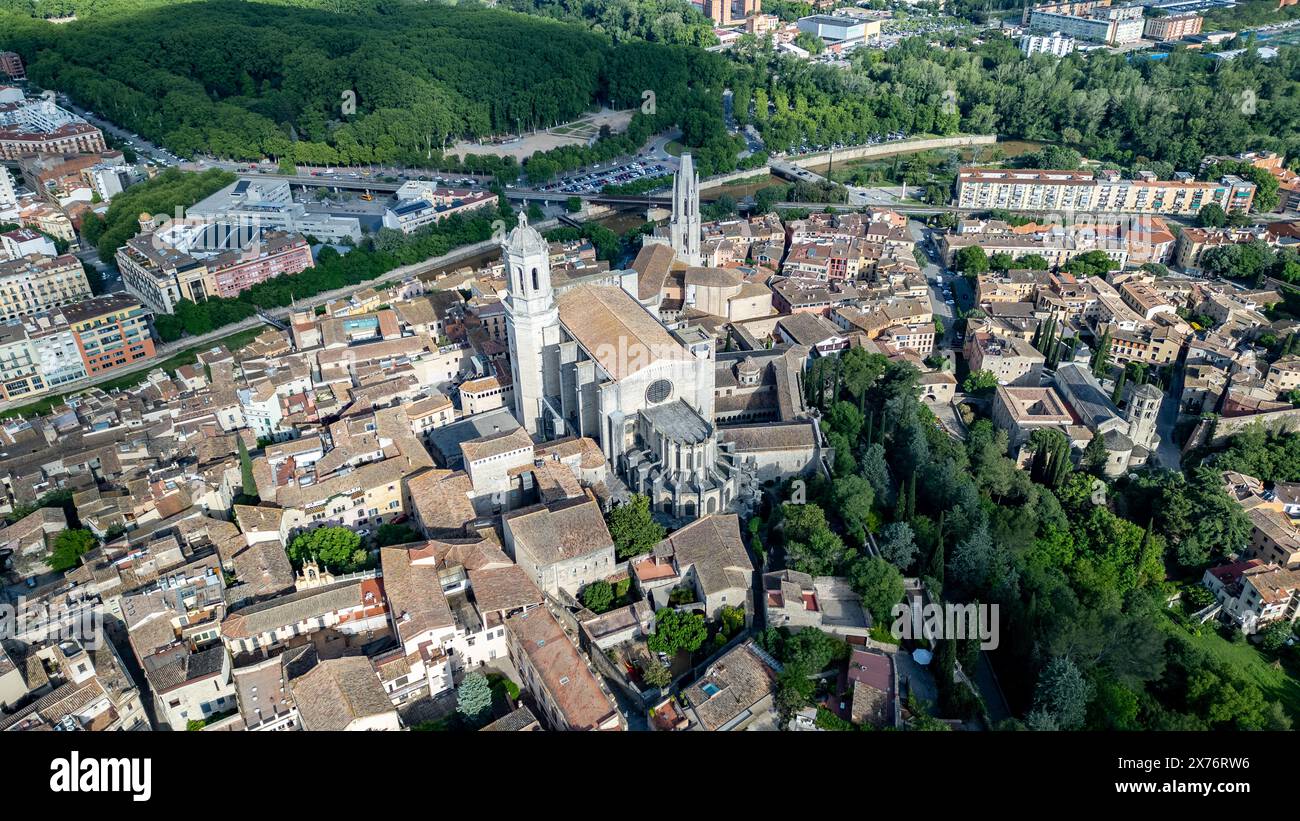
left=503, top=210, right=558, bottom=436
left=669, top=152, right=703, bottom=267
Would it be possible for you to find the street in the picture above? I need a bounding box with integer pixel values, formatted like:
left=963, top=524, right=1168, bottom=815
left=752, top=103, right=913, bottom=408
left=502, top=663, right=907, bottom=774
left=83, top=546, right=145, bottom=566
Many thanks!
left=908, top=218, right=959, bottom=352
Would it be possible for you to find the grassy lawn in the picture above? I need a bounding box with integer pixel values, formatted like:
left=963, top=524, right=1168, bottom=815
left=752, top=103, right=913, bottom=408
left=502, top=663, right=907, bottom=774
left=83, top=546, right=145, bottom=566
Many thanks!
left=1168, top=618, right=1300, bottom=721
left=0, top=326, right=264, bottom=420
left=664, top=140, right=684, bottom=157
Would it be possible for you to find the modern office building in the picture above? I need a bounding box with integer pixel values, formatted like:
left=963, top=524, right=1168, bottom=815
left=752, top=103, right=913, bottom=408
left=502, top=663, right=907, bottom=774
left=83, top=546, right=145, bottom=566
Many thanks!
left=796, top=13, right=874, bottom=43
left=188, top=178, right=363, bottom=244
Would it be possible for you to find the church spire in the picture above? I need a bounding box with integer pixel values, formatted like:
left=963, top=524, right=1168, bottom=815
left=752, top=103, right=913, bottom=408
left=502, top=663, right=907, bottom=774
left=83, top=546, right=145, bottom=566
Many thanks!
left=669, top=152, right=703, bottom=267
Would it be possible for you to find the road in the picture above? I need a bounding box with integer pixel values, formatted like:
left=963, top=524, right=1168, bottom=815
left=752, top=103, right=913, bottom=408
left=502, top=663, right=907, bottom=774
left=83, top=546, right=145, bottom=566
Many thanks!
left=908, top=218, right=958, bottom=352
left=51, top=93, right=178, bottom=167
left=1152, top=362, right=1185, bottom=470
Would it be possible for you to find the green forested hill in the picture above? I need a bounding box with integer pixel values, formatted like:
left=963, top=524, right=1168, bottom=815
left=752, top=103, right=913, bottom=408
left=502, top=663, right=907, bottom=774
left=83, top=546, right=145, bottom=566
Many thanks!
left=0, top=0, right=723, bottom=164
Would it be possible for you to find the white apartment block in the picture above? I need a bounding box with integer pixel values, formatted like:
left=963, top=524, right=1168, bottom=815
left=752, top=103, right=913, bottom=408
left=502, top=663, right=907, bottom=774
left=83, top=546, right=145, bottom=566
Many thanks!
left=1020, top=31, right=1076, bottom=56
left=956, top=167, right=1256, bottom=215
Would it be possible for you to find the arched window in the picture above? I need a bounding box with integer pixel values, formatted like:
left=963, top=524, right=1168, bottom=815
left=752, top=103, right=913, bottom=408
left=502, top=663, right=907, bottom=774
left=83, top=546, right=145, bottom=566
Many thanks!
left=684, top=501, right=696, bottom=517
left=663, top=500, right=673, bottom=514
left=706, top=497, right=716, bottom=514
left=531, top=267, right=539, bottom=291
left=515, top=267, right=524, bottom=292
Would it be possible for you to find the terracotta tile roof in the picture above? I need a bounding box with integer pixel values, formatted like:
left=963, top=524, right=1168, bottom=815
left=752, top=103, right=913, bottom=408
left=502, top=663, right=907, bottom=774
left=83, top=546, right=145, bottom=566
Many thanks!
left=290, top=656, right=395, bottom=731
left=380, top=544, right=454, bottom=643
left=556, top=283, right=689, bottom=380
left=505, top=497, right=613, bottom=567
left=506, top=607, right=619, bottom=730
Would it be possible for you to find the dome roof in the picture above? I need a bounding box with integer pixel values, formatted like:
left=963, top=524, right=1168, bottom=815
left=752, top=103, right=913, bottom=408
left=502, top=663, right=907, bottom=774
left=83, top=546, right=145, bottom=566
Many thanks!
left=504, top=210, right=547, bottom=255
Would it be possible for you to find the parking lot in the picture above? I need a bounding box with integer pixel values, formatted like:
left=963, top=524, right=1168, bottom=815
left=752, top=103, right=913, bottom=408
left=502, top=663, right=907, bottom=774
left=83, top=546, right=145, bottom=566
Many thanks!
left=530, top=157, right=673, bottom=195
left=782, top=131, right=909, bottom=157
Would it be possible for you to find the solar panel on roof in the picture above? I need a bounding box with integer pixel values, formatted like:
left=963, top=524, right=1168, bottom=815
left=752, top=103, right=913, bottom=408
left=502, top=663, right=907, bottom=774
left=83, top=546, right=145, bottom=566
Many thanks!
left=393, top=200, right=431, bottom=216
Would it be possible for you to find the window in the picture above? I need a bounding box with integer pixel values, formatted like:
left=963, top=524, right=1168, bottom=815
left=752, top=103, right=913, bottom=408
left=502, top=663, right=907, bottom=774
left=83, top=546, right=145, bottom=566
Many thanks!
left=646, top=379, right=673, bottom=404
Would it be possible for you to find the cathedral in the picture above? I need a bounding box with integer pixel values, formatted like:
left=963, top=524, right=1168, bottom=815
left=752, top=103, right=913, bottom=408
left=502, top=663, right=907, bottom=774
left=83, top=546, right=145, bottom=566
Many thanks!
left=501, top=154, right=743, bottom=518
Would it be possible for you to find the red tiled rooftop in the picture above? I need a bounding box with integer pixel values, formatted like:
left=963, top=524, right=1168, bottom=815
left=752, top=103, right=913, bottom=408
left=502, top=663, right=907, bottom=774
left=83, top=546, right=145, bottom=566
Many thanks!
left=633, top=557, right=678, bottom=583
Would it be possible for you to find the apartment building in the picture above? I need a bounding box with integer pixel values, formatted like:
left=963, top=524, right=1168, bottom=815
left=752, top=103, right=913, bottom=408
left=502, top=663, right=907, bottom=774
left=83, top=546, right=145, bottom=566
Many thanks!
left=955, top=167, right=1256, bottom=215
left=1020, top=0, right=1110, bottom=26
left=22, top=309, right=85, bottom=388
left=277, top=457, right=414, bottom=539
left=1020, top=31, right=1076, bottom=56
left=1143, top=12, right=1203, bottom=41
left=1, top=228, right=55, bottom=259
left=0, top=166, right=14, bottom=213
left=0, top=123, right=106, bottom=159
left=1173, top=226, right=1268, bottom=272
left=1106, top=321, right=1186, bottom=367
left=1118, top=280, right=1176, bottom=321
left=975, top=269, right=1052, bottom=304
left=61, top=293, right=155, bottom=377
left=208, top=233, right=313, bottom=299
left=1264, top=356, right=1300, bottom=396
left=704, top=0, right=761, bottom=25
left=0, top=320, right=41, bottom=400
left=1026, top=2, right=1143, bottom=44
left=119, top=226, right=313, bottom=314
left=0, top=253, right=91, bottom=321
left=938, top=224, right=1127, bottom=270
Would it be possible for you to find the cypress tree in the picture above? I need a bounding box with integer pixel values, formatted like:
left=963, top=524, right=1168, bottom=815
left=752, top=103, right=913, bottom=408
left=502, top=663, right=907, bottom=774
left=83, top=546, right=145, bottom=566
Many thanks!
left=906, top=470, right=917, bottom=520
left=928, top=510, right=946, bottom=586
left=1092, top=328, right=1112, bottom=378
left=1048, top=436, right=1072, bottom=487
left=1035, top=317, right=1053, bottom=355
left=1111, top=370, right=1127, bottom=405
left=1030, top=443, right=1046, bottom=483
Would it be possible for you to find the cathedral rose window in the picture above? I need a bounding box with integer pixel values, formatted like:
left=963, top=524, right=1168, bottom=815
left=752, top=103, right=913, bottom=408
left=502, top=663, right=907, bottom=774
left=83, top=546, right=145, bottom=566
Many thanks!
left=646, top=379, right=673, bottom=404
